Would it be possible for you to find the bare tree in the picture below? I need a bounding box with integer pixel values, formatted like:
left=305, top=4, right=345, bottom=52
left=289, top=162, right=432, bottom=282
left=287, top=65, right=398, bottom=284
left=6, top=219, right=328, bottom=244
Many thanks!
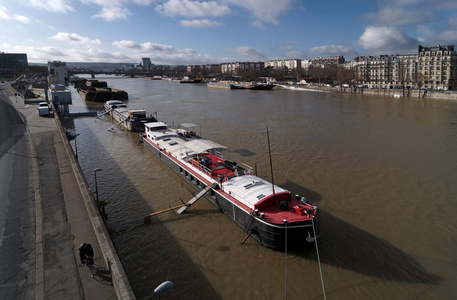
left=308, top=65, right=326, bottom=85
left=336, top=66, right=356, bottom=89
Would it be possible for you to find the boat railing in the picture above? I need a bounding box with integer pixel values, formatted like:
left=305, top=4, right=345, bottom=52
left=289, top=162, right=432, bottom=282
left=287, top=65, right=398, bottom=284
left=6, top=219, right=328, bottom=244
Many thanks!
left=239, top=162, right=254, bottom=175
left=215, top=150, right=224, bottom=160
left=189, top=158, right=212, bottom=177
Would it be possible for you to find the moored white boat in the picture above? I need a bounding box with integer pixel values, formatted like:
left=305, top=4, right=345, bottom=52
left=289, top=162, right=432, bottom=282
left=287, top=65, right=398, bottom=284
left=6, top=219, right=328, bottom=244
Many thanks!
left=140, top=121, right=319, bottom=251
left=104, top=100, right=157, bottom=132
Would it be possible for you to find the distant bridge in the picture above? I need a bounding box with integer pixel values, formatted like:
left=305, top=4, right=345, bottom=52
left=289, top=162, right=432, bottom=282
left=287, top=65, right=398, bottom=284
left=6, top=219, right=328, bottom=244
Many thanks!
left=68, top=70, right=153, bottom=78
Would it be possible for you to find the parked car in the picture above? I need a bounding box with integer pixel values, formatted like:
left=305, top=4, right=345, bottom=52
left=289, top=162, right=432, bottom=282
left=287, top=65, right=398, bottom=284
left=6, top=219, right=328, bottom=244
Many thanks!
left=37, top=102, right=51, bottom=116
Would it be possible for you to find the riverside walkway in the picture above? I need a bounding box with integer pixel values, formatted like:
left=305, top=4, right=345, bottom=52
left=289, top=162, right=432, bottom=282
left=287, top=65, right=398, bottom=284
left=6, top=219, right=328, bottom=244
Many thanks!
left=0, top=82, right=135, bottom=300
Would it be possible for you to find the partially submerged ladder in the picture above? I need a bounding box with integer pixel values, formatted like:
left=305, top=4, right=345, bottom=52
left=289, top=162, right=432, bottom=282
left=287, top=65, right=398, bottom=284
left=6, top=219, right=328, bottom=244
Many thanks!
left=177, top=184, right=215, bottom=214
left=107, top=119, right=126, bottom=131
left=111, top=183, right=217, bottom=227
left=97, top=110, right=111, bottom=118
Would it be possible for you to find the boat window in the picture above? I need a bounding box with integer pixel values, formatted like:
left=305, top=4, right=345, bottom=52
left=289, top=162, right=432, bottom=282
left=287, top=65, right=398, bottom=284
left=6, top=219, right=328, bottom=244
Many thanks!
left=163, top=137, right=170, bottom=141
left=244, top=181, right=264, bottom=189
left=169, top=141, right=178, bottom=146
left=257, top=194, right=266, bottom=200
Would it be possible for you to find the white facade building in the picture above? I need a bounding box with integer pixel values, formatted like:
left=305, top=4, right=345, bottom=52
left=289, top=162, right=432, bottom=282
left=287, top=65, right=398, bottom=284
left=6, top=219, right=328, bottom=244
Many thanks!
left=48, top=61, right=68, bottom=85
left=265, top=59, right=301, bottom=70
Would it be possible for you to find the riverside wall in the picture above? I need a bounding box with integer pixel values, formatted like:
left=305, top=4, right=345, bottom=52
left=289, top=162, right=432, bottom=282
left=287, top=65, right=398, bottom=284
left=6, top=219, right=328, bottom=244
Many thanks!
left=52, top=100, right=136, bottom=300
left=277, top=84, right=457, bottom=100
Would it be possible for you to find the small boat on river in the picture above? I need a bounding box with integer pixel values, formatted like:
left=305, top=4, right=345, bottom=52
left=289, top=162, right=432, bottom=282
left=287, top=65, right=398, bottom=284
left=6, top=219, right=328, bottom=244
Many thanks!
left=104, top=100, right=156, bottom=132
left=140, top=122, right=319, bottom=251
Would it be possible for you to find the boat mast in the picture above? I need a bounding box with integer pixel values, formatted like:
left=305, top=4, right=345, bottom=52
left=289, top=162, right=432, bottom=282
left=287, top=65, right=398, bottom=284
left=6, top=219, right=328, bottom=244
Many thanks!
left=267, top=127, right=276, bottom=196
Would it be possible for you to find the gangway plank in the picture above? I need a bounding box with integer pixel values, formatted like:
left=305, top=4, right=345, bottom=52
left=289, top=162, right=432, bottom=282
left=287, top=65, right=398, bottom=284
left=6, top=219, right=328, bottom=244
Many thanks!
left=107, top=119, right=126, bottom=131
left=177, top=184, right=215, bottom=214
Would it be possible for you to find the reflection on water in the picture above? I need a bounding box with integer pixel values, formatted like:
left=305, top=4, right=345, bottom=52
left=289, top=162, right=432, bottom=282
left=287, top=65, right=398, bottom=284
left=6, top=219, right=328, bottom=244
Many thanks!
left=65, top=76, right=457, bottom=299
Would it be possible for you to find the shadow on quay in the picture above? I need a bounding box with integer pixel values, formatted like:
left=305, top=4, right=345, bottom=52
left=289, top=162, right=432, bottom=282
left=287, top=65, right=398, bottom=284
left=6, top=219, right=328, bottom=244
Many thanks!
left=0, top=94, right=26, bottom=161
left=282, top=180, right=440, bottom=286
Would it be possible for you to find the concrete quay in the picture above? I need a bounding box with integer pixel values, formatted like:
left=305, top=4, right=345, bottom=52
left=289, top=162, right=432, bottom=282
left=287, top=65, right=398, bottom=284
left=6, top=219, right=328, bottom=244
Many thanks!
left=0, top=83, right=135, bottom=300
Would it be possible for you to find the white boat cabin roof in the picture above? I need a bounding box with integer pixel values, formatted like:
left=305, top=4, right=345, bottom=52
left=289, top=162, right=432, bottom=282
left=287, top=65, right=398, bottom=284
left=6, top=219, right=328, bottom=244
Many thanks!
left=145, top=121, right=168, bottom=129
left=222, top=175, right=289, bottom=210
left=145, top=122, right=180, bottom=141
left=182, top=139, right=226, bottom=154
left=106, top=100, right=124, bottom=105
left=105, top=100, right=126, bottom=107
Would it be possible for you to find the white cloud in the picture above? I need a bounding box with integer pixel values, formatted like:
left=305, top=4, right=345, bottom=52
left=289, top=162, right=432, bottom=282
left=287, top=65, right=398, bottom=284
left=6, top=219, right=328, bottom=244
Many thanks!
left=438, top=30, right=457, bottom=42
left=180, top=19, right=223, bottom=28
left=50, top=32, right=102, bottom=46
left=359, top=26, right=418, bottom=52
left=113, top=40, right=178, bottom=52
left=80, top=0, right=154, bottom=6
left=308, top=45, right=358, bottom=58
left=156, top=0, right=231, bottom=17
left=362, top=0, right=457, bottom=27
left=112, top=39, right=218, bottom=64
left=26, top=0, right=75, bottom=13
left=363, top=6, right=435, bottom=26
left=92, top=7, right=131, bottom=21
left=233, top=46, right=267, bottom=60
left=0, top=9, right=30, bottom=23
left=113, top=40, right=179, bottom=55
left=141, top=42, right=177, bottom=52
left=113, top=40, right=141, bottom=49
left=226, top=0, right=294, bottom=25
left=251, top=20, right=265, bottom=30
left=1, top=43, right=67, bottom=61
left=279, top=45, right=305, bottom=58
left=81, top=0, right=154, bottom=21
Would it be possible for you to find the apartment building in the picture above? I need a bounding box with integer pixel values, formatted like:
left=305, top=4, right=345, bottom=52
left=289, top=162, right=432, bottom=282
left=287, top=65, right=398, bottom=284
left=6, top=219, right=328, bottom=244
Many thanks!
left=187, top=64, right=221, bottom=74
left=418, top=45, right=457, bottom=90
left=264, top=59, right=301, bottom=70
left=311, top=56, right=345, bottom=66
left=354, top=45, right=457, bottom=90
left=220, top=61, right=264, bottom=75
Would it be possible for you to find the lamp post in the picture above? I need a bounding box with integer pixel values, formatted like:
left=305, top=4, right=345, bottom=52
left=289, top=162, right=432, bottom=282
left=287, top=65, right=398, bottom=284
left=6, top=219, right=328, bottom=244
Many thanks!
left=93, top=168, right=102, bottom=203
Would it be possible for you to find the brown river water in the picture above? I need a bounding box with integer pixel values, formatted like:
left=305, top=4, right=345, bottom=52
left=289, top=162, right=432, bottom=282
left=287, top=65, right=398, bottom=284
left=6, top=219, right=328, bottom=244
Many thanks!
left=62, top=76, right=457, bottom=299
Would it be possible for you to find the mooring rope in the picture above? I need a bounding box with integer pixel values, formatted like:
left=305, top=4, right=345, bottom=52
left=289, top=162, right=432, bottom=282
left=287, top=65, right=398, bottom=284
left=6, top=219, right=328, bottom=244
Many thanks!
left=312, top=217, right=326, bottom=300
left=284, top=220, right=288, bottom=300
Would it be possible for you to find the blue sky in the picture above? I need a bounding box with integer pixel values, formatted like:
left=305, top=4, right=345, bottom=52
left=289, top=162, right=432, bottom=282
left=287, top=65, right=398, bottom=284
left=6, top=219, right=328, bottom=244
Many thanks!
left=1, top=0, right=457, bottom=64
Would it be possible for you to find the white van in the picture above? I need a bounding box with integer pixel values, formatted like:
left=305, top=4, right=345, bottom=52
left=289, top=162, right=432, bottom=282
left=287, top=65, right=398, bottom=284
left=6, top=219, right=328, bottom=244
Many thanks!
left=38, top=102, right=50, bottom=116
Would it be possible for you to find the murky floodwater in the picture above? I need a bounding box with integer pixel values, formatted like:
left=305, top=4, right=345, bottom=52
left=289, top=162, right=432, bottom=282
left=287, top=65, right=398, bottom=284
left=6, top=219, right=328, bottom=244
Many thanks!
left=62, top=76, right=457, bottom=299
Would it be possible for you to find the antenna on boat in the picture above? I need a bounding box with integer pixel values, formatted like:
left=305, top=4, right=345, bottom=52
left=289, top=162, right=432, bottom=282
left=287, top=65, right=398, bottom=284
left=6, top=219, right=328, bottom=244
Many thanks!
left=266, top=127, right=276, bottom=196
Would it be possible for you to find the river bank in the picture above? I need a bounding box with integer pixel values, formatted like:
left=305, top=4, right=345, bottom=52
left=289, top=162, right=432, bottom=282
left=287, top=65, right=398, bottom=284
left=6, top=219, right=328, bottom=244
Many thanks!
left=277, top=84, right=457, bottom=100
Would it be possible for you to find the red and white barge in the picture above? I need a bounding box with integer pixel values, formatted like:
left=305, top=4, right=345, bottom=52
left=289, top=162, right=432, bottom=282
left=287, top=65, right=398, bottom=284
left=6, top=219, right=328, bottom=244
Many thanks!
left=140, top=122, right=319, bottom=251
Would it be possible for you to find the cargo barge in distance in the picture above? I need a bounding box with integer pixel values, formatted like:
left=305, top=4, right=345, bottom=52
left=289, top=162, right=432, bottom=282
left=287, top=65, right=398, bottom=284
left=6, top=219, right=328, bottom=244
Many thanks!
left=140, top=122, right=319, bottom=251
left=75, top=79, right=129, bottom=102
left=78, top=87, right=128, bottom=102
left=104, top=100, right=156, bottom=132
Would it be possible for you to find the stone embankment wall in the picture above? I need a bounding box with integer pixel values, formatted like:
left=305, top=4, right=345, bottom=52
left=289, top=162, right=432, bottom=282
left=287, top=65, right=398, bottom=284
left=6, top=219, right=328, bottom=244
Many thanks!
left=278, top=84, right=457, bottom=100
left=351, top=88, right=457, bottom=100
